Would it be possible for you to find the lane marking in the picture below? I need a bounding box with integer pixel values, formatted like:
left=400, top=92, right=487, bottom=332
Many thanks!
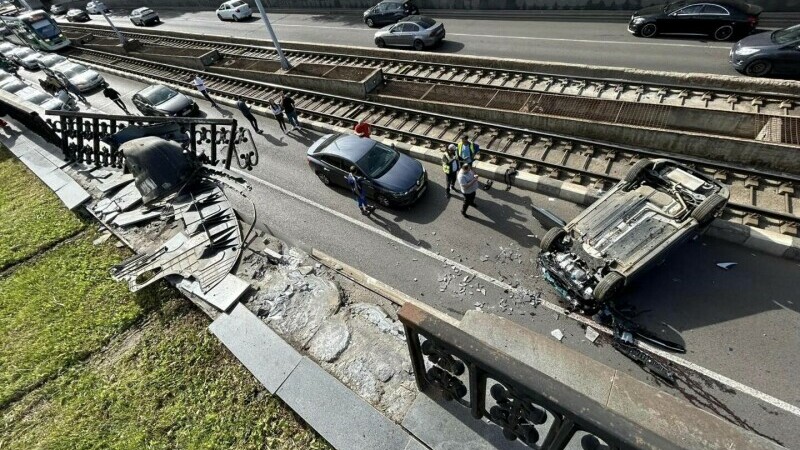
left=232, top=167, right=800, bottom=418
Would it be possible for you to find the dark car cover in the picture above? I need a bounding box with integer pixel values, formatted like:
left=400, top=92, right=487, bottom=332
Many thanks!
left=121, top=136, right=200, bottom=204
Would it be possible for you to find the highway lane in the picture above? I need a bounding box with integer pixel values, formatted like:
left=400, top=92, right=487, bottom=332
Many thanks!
left=21, top=66, right=800, bottom=445
left=60, top=9, right=747, bottom=76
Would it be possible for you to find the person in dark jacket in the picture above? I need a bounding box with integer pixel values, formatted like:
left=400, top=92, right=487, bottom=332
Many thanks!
left=103, top=86, right=129, bottom=113
left=236, top=96, right=261, bottom=133
left=281, top=91, right=301, bottom=130
left=269, top=99, right=287, bottom=133
left=346, top=166, right=374, bottom=215
left=441, top=143, right=459, bottom=198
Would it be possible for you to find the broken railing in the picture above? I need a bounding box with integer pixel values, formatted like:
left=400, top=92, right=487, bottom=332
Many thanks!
left=398, top=303, right=672, bottom=450
left=44, top=110, right=243, bottom=170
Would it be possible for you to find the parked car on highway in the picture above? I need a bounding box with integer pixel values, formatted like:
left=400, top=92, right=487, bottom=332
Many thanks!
left=86, top=1, right=109, bottom=14
left=363, top=0, right=419, bottom=28
left=538, top=158, right=729, bottom=313
left=0, top=77, right=26, bottom=94
left=36, top=53, right=67, bottom=70
left=6, top=47, right=42, bottom=70
left=53, top=62, right=105, bottom=91
left=16, top=86, right=72, bottom=111
left=374, top=16, right=445, bottom=51
left=132, top=84, right=198, bottom=117
left=307, top=133, right=427, bottom=207
left=0, top=25, right=10, bottom=37
left=66, top=9, right=91, bottom=22
left=129, top=7, right=159, bottom=26
left=0, top=42, right=16, bottom=55
left=216, top=0, right=252, bottom=22
left=730, top=25, right=800, bottom=77
left=628, top=0, right=761, bottom=41
left=50, top=2, right=69, bottom=15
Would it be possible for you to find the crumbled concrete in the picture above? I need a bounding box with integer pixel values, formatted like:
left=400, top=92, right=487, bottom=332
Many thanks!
left=308, top=316, right=350, bottom=363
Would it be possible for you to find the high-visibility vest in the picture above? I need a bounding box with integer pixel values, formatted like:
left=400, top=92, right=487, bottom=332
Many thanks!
left=457, top=142, right=476, bottom=161
left=442, top=155, right=459, bottom=174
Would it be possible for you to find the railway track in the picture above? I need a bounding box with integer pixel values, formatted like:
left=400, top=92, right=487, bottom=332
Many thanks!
left=61, top=45, right=800, bottom=236
left=61, top=24, right=800, bottom=123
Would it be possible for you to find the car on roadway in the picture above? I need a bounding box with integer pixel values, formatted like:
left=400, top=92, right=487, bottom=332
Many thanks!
left=216, top=0, right=252, bottom=22
left=730, top=24, right=800, bottom=77
left=86, top=1, right=109, bottom=14
left=16, top=86, right=72, bottom=111
left=6, top=47, right=42, bottom=70
left=132, top=84, right=198, bottom=117
left=129, top=7, right=159, bottom=26
left=0, top=25, right=10, bottom=37
left=0, top=77, right=27, bottom=94
left=363, top=0, right=419, bottom=28
left=0, top=42, right=18, bottom=58
left=50, top=2, right=69, bottom=15
left=374, top=16, right=445, bottom=51
left=53, top=62, right=105, bottom=92
left=537, top=158, right=729, bottom=313
left=66, top=9, right=91, bottom=22
left=307, top=133, right=427, bottom=207
left=36, top=54, right=68, bottom=70
left=628, top=0, right=761, bottom=41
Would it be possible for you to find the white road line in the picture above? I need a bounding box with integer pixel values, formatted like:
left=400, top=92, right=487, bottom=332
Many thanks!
left=232, top=167, right=800, bottom=418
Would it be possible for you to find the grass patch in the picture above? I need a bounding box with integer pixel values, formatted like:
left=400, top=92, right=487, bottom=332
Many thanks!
left=0, top=231, right=160, bottom=407
left=0, top=145, right=85, bottom=270
left=1, top=300, right=329, bottom=450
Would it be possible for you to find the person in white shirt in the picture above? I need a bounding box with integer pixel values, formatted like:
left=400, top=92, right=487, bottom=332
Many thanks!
left=193, top=74, right=216, bottom=107
left=457, top=163, right=480, bottom=218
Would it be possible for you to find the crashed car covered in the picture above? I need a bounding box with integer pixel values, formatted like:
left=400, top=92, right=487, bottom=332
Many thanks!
left=538, top=158, right=729, bottom=313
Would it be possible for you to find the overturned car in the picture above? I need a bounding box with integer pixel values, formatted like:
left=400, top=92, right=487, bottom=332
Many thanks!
left=538, top=158, right=730, bottom=313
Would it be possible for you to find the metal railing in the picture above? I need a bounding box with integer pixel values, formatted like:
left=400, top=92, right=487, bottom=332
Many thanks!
left=398, top=303, right=675, bottom=450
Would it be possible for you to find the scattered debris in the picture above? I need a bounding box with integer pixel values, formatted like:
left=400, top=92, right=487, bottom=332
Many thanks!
left=585, top=326, right=600, bottom=343
left=550, top=329, right=564, bottom=342
left=716, top=262, right=737, bottom=270
left=92, top=232, right=111, bottom=246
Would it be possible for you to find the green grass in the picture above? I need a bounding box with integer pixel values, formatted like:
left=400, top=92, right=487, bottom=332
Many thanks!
left=0, top=146, right=85, bottom=270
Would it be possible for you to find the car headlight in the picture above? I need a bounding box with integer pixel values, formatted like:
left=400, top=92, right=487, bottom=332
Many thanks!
left=632, top=17, right=645, bottom=24
left=736, top=47, right=761, bottom=56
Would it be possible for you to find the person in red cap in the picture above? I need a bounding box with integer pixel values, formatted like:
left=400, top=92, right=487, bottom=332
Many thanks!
left=354, top=119, right=371, bottom=138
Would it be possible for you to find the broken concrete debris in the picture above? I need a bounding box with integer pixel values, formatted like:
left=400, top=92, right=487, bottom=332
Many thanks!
left=585, top=326, right=600, bottom=343
left=551, top=329, right=564, bottom=342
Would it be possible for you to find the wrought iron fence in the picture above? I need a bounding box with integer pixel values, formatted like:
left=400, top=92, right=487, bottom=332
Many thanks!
left=44, top=110, right=242, bottom=170
left=398, top=303, right=674, bottom=450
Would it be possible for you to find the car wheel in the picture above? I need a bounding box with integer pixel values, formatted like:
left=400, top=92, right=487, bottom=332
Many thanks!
left=366, top=18, right=374, bottom=27
left=623, top=158, right=654, bottom=184
left=233, top=14, right=239, bottom=22
left=375, top=37, right=386, bottom=48
left=376, top=194, right=391, bottom=207
left=744, top=59, right=772, bottom=77
left=640, top=23, right=657, bottom=38
left=594, top=271, right=624, bottom=303
left=713, top=25, right=734, bottom=41
left=317, top=172, right=331, bottom=185
left=540, top=227, right=567, bottom=253
left=413, top=39, right=425, bottom=51
left=217, top=13, right=223, bottom=20
left=691, top=193, right=727, bottom=226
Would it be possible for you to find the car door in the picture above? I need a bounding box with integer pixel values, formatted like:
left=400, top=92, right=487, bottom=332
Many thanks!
left=218, top=4, right=229, bottom=20
left=664, top=4, right=705, bottom=34
left=318, top=155, right=349, bottom=187
left=385, top=2, right=405, bottom=22
left=401, top=23, right=420, bottom=46
left=385, top=23, right=403, bottom=45
left=371, top=3, right=388, bottom=24
left=132, top=94, right=149, bottom=115
left=699, top=4, right=729, bottom=35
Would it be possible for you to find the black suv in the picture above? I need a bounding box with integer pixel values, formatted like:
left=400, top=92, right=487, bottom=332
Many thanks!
left=363, top=0, right=419, bottom=28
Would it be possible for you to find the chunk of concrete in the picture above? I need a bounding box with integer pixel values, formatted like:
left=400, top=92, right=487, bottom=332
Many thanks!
left=179, top=274, right=250, bottom=312
left=307, top=316, right=351, bottom=363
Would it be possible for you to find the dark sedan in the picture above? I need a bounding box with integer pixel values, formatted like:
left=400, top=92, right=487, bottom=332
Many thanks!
left=65, top=9, right=91, bottom=22
left=363, top=0, right=418, bottom=28
left=731, top=25, right=800, bottom=77
left=132, top=84, right=198, bottom=117
left=307, top=133, right=427, bottom=207
left=628, top=0, right=761, bottom=41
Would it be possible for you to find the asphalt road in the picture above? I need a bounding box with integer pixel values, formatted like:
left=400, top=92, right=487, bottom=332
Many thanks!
left=18, top=64, right=800, bottom=445
left=58, top=10, right=753, bottom=76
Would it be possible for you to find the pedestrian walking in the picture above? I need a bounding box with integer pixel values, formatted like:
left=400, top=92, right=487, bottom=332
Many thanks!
left=236, top=96, right=261, bottom=133
left=61, top=75, right=88, bottom=105
left=354, top=119, right=371, bottom=138
left=456, top=135, right=480, bottom=165
left=281, top=92, right=301, bottom=130
left=442, top=143, right=459, bottom=198
left=193, top=74, right=217, bottom=107
left=346, top=166, right=375, bottom=215
left=269, top=99, right=287, bottom=133
left=102, top=86, right=129, bottom=114
left=458, top=163, right=480, bottom=218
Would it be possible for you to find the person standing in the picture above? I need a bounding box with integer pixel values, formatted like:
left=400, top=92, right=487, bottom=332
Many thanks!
left=457, top=135, right=480, bottom=165
left=60, top=75, right=88, bottom=105
left=442, top=143, right=460, bottom=198
left=458, top=163, right=480, bottom=218
left=193, top=74, right=217, bottom=107
left=269, top=99, right=287, bottom=134
left=346, top=166, right=374, bottom=215
left=281, top=92, right=301, bottom=130
left=236, top=96, right=261, bottom=133
left=354, top=119, right=371, bottom=138
left=102, top=86, right=129, bottom=114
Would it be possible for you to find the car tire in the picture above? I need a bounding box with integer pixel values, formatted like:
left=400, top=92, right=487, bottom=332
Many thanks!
left=594, top=271, right=624, bottom=303
left=233, top=14, right=239, bottom=22
left=623, top=158, right=654, bottom=184
left=366, top=18, right=374, bottom=27
left=376, top=194, right=391, bottom=207
left=691, top=193, right=727, bottom=226
left=744, top=59, right=772, bottom=77
left=640, top=23, right=657, bottom=38
left=413, top=39, right=425, bottom=51
left=317, top=172, right=331, bottom=185
left=217, top=13, right=223, bottom=21
left=540, top=227, right=567, bottom=253
left=375, top=37, right=386, bottom=48
left=713, top=25, right=734, bottom=41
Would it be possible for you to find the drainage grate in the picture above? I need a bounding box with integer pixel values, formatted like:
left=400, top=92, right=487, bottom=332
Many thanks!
left=524, top=93, right=672, bottom=129
left=757, top=116, right=800, bottom=145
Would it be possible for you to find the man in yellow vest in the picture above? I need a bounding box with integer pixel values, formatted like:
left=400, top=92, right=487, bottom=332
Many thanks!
left=442, top=144, right=460, bottom=198
left=457, top=135, right=479, bottom=165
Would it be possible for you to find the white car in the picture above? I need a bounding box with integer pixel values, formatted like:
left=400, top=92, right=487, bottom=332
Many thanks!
left=0, top=77, right=26, bottom=94
left=86, top=1, right=109, bottom=14
left=54, top=62, right=105, bottom=92
left=0, top=43, right=18, bottom=57
left=129, top=7, right=159, bottom=26
left=16, top=86, right=71, bottom=111
left=7, top=47, right=43, bottom=70
left=36, top=54, right=67, bottom=70
left=216, top=0, right=252, bottom=21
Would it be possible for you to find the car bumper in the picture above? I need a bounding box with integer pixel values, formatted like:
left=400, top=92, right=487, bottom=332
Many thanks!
left=142, top=16, right=159, bottom=25
left=74, top=78, right=104, bottom=92
left=628, top=21, right=642, bottom=34
left=388, top=182, right=427, bottom=207
left=729, top=49, right=748, bottom=71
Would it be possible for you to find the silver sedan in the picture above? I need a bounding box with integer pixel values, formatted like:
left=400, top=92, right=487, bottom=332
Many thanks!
left=374, top=16, right=445, bottom=51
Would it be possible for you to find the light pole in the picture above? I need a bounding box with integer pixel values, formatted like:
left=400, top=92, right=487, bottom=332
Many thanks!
left=252, top=0, right=291, bottom=70
left=100, top=9, right=127, bottom=46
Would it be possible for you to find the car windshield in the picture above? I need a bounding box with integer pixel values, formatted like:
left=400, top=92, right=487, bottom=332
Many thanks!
left=60, top=65, right=86, bottom=78
left=357, top=143, right=398, bottom=178
left=41, top=55, right=66, bottom=67
left=141, top=85, right=177, bottom=105
left=229, top=1, right=246, bottom=7
left=29, top=18, right=60, bottom=39
left=664, top=0, right=688, bottom=13
left=772, top=25, right=800, bottom=44
left=2, top=80, right=25, bottom=93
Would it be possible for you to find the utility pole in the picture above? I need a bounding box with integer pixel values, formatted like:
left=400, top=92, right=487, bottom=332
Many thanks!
left=100, top=10, right=127, bottom=46
left=252, top=0, right=291, bottom=70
